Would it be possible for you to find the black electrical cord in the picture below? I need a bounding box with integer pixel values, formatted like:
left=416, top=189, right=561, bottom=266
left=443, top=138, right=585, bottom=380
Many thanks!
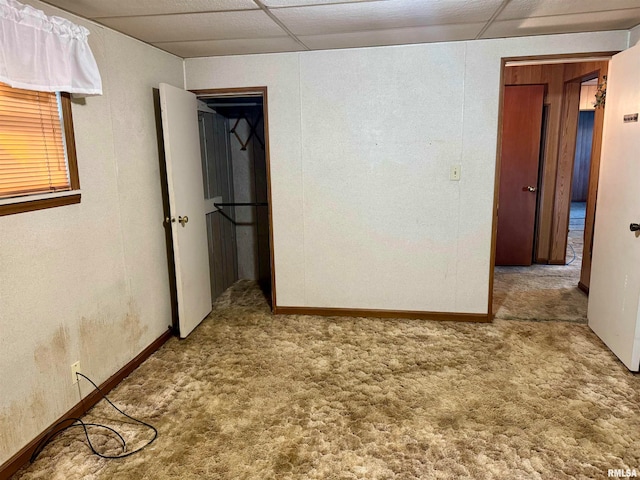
left=566, top=242, right=577, bottom=265
left=30, top=372, right=157, bottom=463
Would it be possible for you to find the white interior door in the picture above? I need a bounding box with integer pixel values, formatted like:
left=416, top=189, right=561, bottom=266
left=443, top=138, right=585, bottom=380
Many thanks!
left=588, top=46, right=640, bottom=371
left=159, top=83, right=212, bottom=338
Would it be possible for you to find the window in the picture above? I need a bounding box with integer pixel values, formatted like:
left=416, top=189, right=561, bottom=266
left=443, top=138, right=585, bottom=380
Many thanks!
left=0, top=82, right=80, bottom=216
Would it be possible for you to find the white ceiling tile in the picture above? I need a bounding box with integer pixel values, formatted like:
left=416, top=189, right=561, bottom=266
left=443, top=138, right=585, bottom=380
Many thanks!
left=100, top=10, right=286, bottom=43
left=483, top=9, right=640, bottom=38
left=270, top=0, right=503, bottom=35
left=262, top=0, right=382, bottom=6
left=38, top=0, right=640, bottom=58
left=498, top=0, right=640, bottom=20
left=153, top=37, right=306, bottom=57
left=43, top=0, right=257, bottom=18
left=300, top=23, right=485, bottom=50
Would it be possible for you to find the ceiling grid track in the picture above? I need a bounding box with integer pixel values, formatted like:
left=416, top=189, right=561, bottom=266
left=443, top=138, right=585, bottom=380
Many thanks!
left=91, top=8, right=259, bottom=20
left=253, top=0, right=311, bottom=51
left=475, top=0, right=512, bottom=40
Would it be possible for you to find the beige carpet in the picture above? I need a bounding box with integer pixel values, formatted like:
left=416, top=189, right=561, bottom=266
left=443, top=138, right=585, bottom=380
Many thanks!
left=12, top=280, right=640, bottom=480
left=493, top=230, right=587, bottom=323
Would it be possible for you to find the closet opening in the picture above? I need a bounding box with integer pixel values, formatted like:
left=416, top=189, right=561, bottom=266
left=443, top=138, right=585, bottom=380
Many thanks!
left=195, top=89, right=274, bottom=307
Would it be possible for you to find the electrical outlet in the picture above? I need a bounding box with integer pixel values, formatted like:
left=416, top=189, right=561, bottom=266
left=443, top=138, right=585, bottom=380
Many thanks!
left=450, top=165, right=461, bottom=181
left=71, top=361, right=81, bottom=385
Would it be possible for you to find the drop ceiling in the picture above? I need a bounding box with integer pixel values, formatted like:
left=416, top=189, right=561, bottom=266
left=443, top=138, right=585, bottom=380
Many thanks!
left=42, top=0, right=640, bottom=58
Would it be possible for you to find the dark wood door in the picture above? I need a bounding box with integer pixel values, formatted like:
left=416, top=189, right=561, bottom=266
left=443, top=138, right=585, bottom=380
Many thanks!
left=496, top=85, right=545, bottom=266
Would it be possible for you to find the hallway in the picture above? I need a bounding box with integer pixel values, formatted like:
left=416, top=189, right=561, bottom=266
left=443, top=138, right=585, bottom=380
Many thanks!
left=492, top=202, right=587, bottom=322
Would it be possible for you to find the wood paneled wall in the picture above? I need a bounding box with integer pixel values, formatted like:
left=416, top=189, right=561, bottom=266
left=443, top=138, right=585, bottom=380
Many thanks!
left=503, top=61, right=608, bottom=270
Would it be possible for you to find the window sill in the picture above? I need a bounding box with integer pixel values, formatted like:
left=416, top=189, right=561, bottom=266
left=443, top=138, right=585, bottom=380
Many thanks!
left=0, top=190, right=81, bottom=217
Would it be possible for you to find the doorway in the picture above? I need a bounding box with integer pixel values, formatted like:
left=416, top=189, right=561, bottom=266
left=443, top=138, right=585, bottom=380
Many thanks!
left=195, top=88, right=274, bottom=307
left=491, top=55, right=613, bottom=322
left=568, top=77, right=598, bottom=275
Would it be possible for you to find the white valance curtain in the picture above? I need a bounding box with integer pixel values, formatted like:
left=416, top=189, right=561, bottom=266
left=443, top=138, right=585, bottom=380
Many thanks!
left=0, top=0, right=102, bottom=95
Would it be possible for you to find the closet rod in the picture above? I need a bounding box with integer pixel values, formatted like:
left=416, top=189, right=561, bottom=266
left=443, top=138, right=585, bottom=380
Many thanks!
left=214, top=202, right=268, bottom=208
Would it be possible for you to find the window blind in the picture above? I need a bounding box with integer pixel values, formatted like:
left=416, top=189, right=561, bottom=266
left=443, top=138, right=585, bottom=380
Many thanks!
left=0, top=82, right=70, bottom=199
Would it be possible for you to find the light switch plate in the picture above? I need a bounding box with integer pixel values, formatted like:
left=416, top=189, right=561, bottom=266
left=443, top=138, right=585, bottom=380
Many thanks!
left=450, top=165, right=461, bottom=181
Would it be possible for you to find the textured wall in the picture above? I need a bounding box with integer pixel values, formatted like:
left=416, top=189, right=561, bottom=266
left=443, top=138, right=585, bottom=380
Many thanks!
left=185, top=30, right=628, bottom=313
left=298, top=43, right=465, bottom=310
left=0, top=1, right=183, bottom=465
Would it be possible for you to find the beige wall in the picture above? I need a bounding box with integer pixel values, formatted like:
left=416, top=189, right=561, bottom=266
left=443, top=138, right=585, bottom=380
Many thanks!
left=0, top=1, right=183, bottom=464
left=185, top=30, right=628, bottom=313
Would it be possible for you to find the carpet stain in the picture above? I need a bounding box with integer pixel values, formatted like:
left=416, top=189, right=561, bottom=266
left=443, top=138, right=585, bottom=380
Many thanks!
left=11, top=280, right=640, bottom=479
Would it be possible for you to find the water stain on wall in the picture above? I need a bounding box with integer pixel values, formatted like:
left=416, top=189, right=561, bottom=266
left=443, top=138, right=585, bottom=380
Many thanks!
left=79, top=299, right=148, bottom=383
left=0, top=390, right=47, bottom=464
left=0, top=325, right=70, bottom=463
left=1, top=302, right=149, bottom=465
left=0, top=328, right=71, bottom=463
left=33, top=325, right=70, bottom=372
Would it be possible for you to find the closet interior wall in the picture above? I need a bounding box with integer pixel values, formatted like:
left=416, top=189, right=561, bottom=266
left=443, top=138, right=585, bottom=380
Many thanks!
left=229, top=109, right=270, bottom=291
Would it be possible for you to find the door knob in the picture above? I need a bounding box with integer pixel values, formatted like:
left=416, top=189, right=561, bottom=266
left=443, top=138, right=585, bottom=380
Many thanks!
left=522, top=186, right=537, bottom=192
left=631, top=223, right=640, bottom=232
left=178, top=215, right=189, bottom=227
left=164, top=216, right=176, bottom=225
